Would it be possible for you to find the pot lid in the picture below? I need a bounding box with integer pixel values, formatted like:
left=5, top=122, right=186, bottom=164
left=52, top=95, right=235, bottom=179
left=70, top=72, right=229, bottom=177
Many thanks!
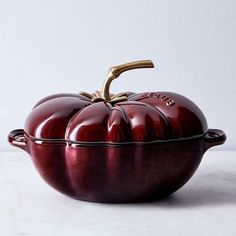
left=24, top=60, right=208, bottom=143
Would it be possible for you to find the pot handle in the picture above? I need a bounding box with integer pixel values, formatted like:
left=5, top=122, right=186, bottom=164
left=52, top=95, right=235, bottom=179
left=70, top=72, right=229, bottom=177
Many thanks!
left=8, top=129, right=28, bottom=151
left=204, top=129, right=226, bottom=151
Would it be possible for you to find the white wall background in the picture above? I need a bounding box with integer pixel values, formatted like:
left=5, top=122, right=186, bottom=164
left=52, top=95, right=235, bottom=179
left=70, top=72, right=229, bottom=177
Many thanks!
left=0, top=0, right=235, bottom=151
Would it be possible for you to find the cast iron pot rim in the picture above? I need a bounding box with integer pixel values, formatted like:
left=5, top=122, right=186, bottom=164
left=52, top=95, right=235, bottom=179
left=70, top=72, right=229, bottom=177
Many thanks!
left=24, top=131, right=205, bottom=147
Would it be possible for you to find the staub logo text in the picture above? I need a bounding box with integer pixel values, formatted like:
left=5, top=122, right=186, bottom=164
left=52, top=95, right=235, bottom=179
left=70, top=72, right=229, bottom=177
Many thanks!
left=141, top=93, right=176, bottom=107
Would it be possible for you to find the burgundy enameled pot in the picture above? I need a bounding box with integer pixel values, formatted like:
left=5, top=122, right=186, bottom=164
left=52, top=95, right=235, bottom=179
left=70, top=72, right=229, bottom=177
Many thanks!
left=8, top=60, right=226, bottom=203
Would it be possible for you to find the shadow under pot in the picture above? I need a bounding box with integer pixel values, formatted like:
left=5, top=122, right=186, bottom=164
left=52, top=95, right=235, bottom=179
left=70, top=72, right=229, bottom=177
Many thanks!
left=8, top=60, right=226, bottom=203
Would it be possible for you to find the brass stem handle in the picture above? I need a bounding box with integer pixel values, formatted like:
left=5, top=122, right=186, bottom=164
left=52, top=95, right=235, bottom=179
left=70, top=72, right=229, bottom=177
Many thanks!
left=101, top=60, right=155, bottom=101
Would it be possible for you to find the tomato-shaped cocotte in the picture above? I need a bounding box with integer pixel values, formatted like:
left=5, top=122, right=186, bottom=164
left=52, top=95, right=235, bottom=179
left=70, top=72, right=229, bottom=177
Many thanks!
left=8, top=60, right=226, bottom=203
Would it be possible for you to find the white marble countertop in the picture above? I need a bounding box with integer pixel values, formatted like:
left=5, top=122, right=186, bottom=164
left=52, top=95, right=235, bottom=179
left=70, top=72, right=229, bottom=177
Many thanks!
left=0, top=151, right=235, bottom=236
